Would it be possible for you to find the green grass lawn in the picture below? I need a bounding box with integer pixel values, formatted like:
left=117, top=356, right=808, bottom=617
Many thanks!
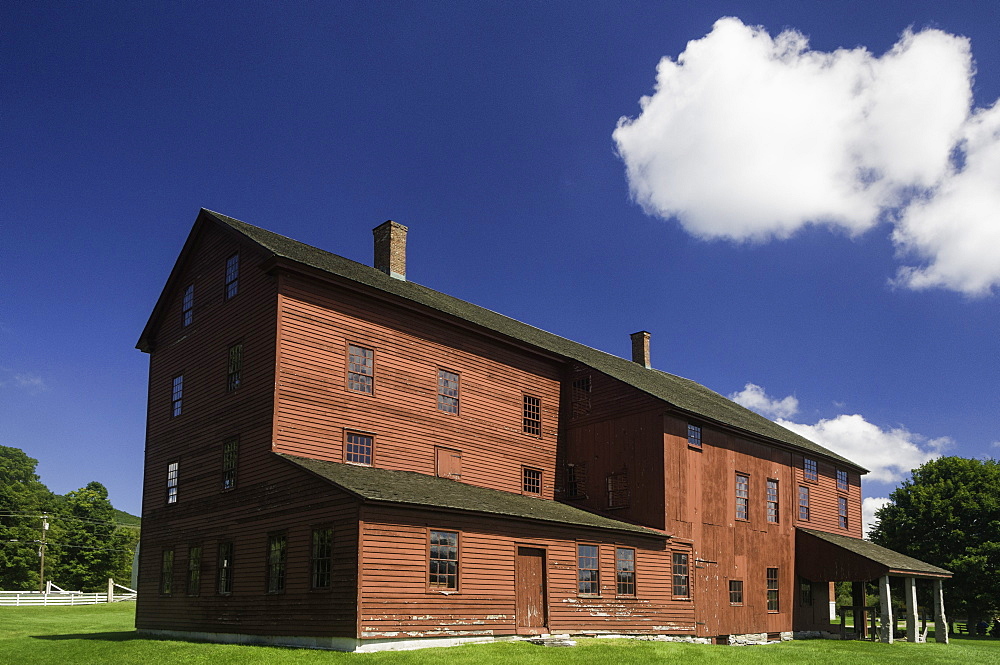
left=2, top=603, right=999, bottom=664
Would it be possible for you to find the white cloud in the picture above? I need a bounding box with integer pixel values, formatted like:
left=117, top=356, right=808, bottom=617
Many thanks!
left=0, top=369, right=47, bottom=394
left=729, top=382, right=799, bottom=419
left=863, top=496, right=891, bottom=538
left=778, top=413, right=949, bottom=483
left=614, top=18, right=1000, bottom=296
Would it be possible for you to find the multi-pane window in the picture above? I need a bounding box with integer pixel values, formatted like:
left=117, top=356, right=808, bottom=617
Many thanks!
left=687, top=423, right=702, bottom=448
left=800, top=579, right=813, bottom=606
left=838, top=496, right=849, bottom=529
left=437, top=369, right=459, bottom=414
left=766, top=479, right=779, bottom=523
left=345, top=432, right=373, bottom=465
left=736, top=473, right=749, bottom=520
left=429, top=530, right=458, bottom=590
left=222, top=437, right=238, bottom=490
left=729, top=579, right=744, bottom=605
left=837, top=469, right=849, bottom=492
left=225, top=253, right=239, bottom=300
left=571, top=375, right=591, bottom=418
left=607, top=472, right=630, bottom=508
left=171, top=375, right=184, bottom=417
left=267, top=534, right=287, bottom=593
left=522, top=395, right=541, bottom=435
left=522, top=467, right=542, bottom=495
left=672, top=552, right=690, bottom=598
left=616, top=547, right=636, bottom=596
left=798, top=486, right=810, bottom=521
left=186, top=545, right=201, bottom=596
left=218, top=542, right=233, bottom=594
left=166, top=462, right=178, bottom=504
left=227, top=343, right=242, bottom=391
left=566, top=463, right=585, bottom=499
left=804, top=458, right=818, bottom=482
left=347, top=344, right=373, bottom=393
left=160, top=549, right=174, bottom=595
left=311, top=527, right=333, bottom=589
left=182, top=285, right=194, bottom=327
left=577, top=544, right=600, bottom=595
left=767, top=568, right=780, bottom=611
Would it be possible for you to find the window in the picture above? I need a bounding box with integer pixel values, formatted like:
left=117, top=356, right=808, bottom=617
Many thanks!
left=607, top=472, right=630, bottom=508
left=566, top=463, right=586, bottom=499
left=766, top=479, right=779, bottom=523
left=798, top=486, right=810, bottom=521
left=616, top=547, right=636, bottom=596
left=523, top=467, right=542, bottom=495
left=437, top=369, right=459, bottom=414
left=267, top=534, right=287, bottom=593
left=687, top=423, right=702, bottom=448
left=837, top=469, right=849, bottom=492
left=429, top=530, right=458, bottom=590
left=347, top=344, right=373, bottom=394
left=186, top=545, right=201, bottom=596
left=345, top=432, right=373, bottom=465
left=577, top=544, right=600, bottom=595
left=166, top=462, right=178, bottom=504
left=735, top=473, right=749, bottom=520
left=160, top=549, right=174, bottom=595
left=225, top=253, right=239, bottom=300
left=311, top=527, right=333, bottom=589
left=672, top=552, right=690, bottom=598
left=838, top=496, right=849, bottom=529
left=800, top=579, right=813, bottom=606
left=182, top=285, right=194, bottom=327
left=522, top=395, right=541, bottom=435
left=729, top=579, right=744, bottom=605
left=217, top=542, right=233, bottom=594
left=767, top=568, right=779, bottom=612
left=227, top=343, right=242, bottom=391
left=222, top=437, right=238, bottom=490
left=171, top=375, right=183, bottom=417
left=804, top=458, right=818, bottom=482
left=571, top=375, right=591, bottom=418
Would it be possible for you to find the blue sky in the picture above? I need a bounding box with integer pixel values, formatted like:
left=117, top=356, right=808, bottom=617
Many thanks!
left=4, top=2, right=999, bottom=529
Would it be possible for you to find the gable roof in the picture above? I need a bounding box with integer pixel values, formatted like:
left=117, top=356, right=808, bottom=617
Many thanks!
left=798, top=528, right=951, bottom=577
left=278, top=454, right=665, bottom=537
left=174, top=209, right=865, bottom=471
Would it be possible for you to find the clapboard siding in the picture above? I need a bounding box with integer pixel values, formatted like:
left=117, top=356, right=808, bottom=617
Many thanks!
left=273, top=272, right=562, bottom=497
left=357, top=504, right=695, bottom=638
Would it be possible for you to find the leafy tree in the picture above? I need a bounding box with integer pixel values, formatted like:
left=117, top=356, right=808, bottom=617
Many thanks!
left=0, top=446, right=56, bottom=590
left=50, top=481, right=138, bottom=591
left=869, top=456, right=1000, bottom=626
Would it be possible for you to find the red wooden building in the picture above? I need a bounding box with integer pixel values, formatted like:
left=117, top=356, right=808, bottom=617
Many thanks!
left=135, top=210, right=949, bottom=650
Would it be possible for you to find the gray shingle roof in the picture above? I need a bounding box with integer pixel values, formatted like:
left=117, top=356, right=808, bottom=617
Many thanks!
left=799, top=528, right=951, bottom=576
left=278, top=454, right=665, bottom=537
left=207, top=209, right=865, bottom=471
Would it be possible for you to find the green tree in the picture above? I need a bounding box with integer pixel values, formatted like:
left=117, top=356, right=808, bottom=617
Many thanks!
left=869, top=456, right=1000, bottom=627
left=51, top=481, right=137, bottom=591
left=0, top=446, right=56, bottom=590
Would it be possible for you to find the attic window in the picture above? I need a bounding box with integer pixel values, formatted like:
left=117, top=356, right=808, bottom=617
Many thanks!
left=837, top=469, right=849, bottom=492
left=522, top=467, right=542, bottom=495
left=607, top=471, right=630, bottom=508
left=345, top=432, right=373, bottom=465
left=437, top=369, right=459, bottom=414
left=225, top=253, right=239, bottom=300
left=347, top=344, right=374, bottom=394
left=571, top=375, right=591, bottom=418
left=182, top=285, right=193, bottom=327
left=522, top=395, right=541, bottom=435
left=804, top=458, right=818, bottom=482
left=687, top=423, right=702, bottom=448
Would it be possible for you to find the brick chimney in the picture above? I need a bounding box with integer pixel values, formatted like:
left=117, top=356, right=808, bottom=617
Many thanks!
left=373, top=220, right=408, bottom=280
left=630, top=331, right=651, bottom=369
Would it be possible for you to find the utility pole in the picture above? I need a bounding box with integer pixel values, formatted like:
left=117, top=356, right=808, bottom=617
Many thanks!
left=38, top=513, right=48, bottom=593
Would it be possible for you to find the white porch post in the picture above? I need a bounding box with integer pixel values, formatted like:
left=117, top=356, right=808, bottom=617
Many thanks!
left=934, top=578, right=949, bottom=644
left=905, top=577, right=918, bottom=642
left=879, top=575, right=893, bottom=643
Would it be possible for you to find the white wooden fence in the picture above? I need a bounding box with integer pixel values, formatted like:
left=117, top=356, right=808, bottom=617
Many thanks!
left=0, top=580, right=136, bottom=606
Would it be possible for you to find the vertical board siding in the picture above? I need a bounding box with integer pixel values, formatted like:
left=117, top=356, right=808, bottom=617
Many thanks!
left=357, top=504, right=695, bottom=638
left=274, top=272, right=562, bottom=497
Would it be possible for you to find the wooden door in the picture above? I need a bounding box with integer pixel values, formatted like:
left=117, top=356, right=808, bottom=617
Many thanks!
left=516, top=547, right=547, bottom=633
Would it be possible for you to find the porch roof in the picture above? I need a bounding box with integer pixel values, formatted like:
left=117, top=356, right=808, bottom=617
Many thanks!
left=278, top=453, right=667, bottom=539
left=796, top=527, right=951, bottom=580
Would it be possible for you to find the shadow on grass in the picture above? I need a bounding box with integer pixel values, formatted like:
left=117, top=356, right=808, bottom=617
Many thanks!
left=32, top=631, right=143, bottom=642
